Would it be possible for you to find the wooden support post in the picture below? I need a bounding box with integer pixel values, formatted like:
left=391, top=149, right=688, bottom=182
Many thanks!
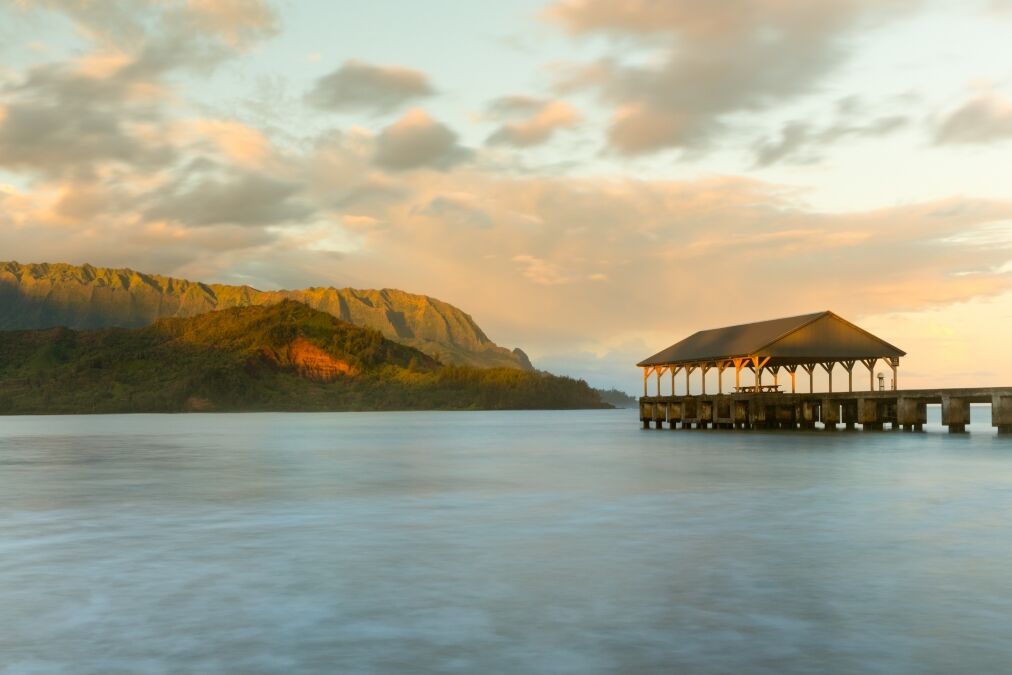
left=717, top=361, right=728, bottom=394
left=842, top=360, right=856, bottom=393
left=655, top=366, right=664, bottom=396
left=861, top=359, right=877, bottom=391
left=819, top=362, right=834, bottom=393
left=700, top=363, right=712, bottom=395
left=785, top=365, right=798, bottom=393
left=770, top=365, right=781, bottom=389
left=643, top=367, right=649, bottom=396
left=732, top=358, right=746, bottom=391
left=750, top=356, right=770, bottom=388
left=889, top=357, right=899, bottom=390
left=685, top=364, right=697, bottom=396
left=671, top=366, right=682, bottom=395
left=801, top=363, right=816, bottom=393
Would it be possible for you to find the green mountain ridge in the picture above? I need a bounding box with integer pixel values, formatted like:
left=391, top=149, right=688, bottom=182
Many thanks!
left=0, top=261, right=532, bottom=370
left=0, top=301, right=608, bottom=414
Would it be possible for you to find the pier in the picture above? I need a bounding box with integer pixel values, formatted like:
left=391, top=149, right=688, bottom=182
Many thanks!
left=639, top=388, right=1012, bottom=433
left=636, top=311, right=1012, bottom=434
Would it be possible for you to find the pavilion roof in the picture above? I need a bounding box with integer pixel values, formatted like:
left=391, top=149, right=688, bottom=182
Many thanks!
left=636, top=311, right=905, bottom=367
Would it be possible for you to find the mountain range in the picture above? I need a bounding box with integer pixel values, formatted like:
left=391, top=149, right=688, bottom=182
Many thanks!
left=0, top=301, right=606, bottom=414
left=0, top=261, right=531, bottom=370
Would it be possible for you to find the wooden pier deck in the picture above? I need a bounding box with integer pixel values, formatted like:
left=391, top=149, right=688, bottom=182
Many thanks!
left=639, top=387, right=1012, bottom=434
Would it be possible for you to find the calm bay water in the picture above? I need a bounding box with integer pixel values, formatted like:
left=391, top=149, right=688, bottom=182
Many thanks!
left=1, top=408, right=1011, bottom=674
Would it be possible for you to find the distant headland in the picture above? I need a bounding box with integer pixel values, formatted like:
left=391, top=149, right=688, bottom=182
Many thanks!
left=0, top=300, right=609, bottom=414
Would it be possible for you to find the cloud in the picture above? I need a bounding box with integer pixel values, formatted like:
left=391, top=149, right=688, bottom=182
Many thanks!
left=0, top=98, right=159, bottom=175
left=3, top=0, right=281, bottom=102
left=374, top=109, right=470, bottom=171
left=487, top=95, right=547, bottom=115
left=935, top=92, right=1012, bottom=145
left=0, top=6, right=310, bottom=238
left=303, top=129, right=410, bottom=217
left=486, top=97, right=580, bottom=147
left=184, top=119, right=273, bottom=168
left=0, top=60, right=173, bottom=179
left=146, top=169, right=313, bottom=227
left=753, top=111, right=907, bottom=167
left=305, top=60, right=434, bottom=114
left=545, top=0, right=914, bottom=155
left=175, top=0, right=280, bottom=49
left=18, top=0, right=280, bottom=56
left=0, top=185, right=279, bottom=276
left=0, top=0, right=286, bottom=182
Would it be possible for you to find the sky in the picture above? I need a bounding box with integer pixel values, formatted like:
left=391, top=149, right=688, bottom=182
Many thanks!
left=0, top=0, right=1010, bottom=393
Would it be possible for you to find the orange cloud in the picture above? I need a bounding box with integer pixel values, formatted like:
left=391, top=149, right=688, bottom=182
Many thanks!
left=486, top=98, right=581, bottom=147
left=182, top=0, right=280, bottom=48
left=73, top=50, right=133, bottom=78
left=186, top=119, right=273, bottom=168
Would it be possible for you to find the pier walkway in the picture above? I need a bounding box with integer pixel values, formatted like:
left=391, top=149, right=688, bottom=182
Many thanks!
left=639, top=387, right=1012, bottom=433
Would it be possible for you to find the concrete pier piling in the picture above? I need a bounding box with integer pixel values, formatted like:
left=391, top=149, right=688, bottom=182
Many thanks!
left=993, top=394, right=1012, bottom=434
left=821, top=399, right=839, bottom=431
left=640, top=388, right=1012, bottom=435
left=897, top=397, right=926, bottom=432
left=941, top=396, right=970, bottom=434
left=800, top=400, right=818, bottom=429
left=858, top=398, right=890, bottom=431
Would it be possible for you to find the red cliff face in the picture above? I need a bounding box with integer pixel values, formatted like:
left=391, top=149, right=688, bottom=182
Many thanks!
left=287, top=337, right=359, bottom=382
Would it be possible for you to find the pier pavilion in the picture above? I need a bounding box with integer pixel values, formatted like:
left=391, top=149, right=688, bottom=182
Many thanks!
left=638, top=311, right=904, bottom=397
left=637, top=311, right=1012, bottom=433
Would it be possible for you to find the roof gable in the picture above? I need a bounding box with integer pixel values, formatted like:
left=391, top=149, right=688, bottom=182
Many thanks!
left=762, top=312, right=905, bottom=360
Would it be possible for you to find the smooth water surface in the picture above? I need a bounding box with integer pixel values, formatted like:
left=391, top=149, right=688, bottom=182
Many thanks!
left=2, top=409, right=1011, bottom=674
